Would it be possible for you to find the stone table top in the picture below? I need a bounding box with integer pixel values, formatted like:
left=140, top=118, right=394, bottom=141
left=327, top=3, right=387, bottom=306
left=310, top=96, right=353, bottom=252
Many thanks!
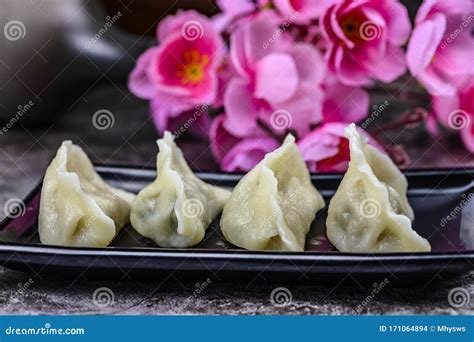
left=0, top=85, right=472, bottom=315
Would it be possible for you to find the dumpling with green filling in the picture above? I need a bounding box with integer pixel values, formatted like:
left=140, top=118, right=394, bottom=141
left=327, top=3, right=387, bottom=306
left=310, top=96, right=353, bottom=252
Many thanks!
left=130, top=132, right=231, bottom=248
left=326, top=123, right=431, bottom=253
left=220, top=134, right=325, bottom=252
left=39, top=141, right=135, bottom=247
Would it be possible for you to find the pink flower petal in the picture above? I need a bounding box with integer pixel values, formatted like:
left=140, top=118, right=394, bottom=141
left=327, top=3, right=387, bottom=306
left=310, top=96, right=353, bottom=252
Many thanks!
left=223, top=78, right=259, bottom=137
left=128, top=47, right=160, bottom=99
left=407, top=14, right=446, bottom=76
left=289, top=43, right=327, bottom=84
left=221, top=137, right=280, bottom=172
left=255, top=53, right=299, bottom=104
left=210, top=115, right=241, bottom=161
left=368, top=45, right=406, bottom=83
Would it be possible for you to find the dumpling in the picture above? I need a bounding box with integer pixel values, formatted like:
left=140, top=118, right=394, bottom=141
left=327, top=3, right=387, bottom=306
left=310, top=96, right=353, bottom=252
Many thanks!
left=220, top=135, right=325, bottom=251
left=130, top=132, right=231, bottom=248
left=39, top=141, right=135, bottom=247
left=326, top=123, right=431, bottom=253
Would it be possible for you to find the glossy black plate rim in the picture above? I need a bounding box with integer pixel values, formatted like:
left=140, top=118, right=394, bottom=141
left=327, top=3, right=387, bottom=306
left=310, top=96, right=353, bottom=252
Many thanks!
left=0, top=242, right=473, bottom=260
left=0, top=166, right=473, bottom=258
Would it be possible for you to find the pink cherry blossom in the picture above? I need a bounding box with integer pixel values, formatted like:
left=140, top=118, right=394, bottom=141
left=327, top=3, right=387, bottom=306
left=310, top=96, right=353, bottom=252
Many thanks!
left=210, top=115, right=279, bottom=172
left=298, top=122, right=382, bottom=172
left=273, top=0, right=335, bottom=24
left=431, top=82, right=474, bottom=153
left=213, top=0, right=256, bottom=33
left=128, top=10, right=225, bottom=131
left=406, top=0, right=473, bottom=96
left=322, top=73, right=369, bottom=123
left=224, top=11, right=326, bottom=138
left=321, top=0, right=411, bottom=86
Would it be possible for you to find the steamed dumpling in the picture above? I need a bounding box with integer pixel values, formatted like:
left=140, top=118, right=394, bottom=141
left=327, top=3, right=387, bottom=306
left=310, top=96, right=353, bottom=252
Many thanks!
left=39, top=141, right=135, bottom=247
left=326, top=124, right=431, bottom=253
left=220, top=135, right=325, bottom=251
left=130, top=132, right=230, bottom=248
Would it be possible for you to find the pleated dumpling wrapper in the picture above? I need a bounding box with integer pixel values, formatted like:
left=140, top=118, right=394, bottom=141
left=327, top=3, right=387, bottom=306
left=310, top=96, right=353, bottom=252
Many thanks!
left=39, top=141, right=135, bottom=247
left=326, top=124, right=431, bottom=253
left=220, top=134, right=325, bottom=251
left=130, top=132, right=231, bottom=248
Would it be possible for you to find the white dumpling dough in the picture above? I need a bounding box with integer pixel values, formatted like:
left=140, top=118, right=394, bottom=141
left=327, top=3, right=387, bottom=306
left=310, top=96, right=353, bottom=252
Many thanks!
left=326, top=123, right=431, bottom=253
left=39, top=141, right=135, bottom=247
left=130, top=132, right=230, bottom=248
left=220, top=135, right=325, bottom=251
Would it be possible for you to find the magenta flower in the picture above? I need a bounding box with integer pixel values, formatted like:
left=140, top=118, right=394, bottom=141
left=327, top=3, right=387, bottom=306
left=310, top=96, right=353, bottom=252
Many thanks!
left=224, top=11, right=326, bottom=138
left=406, top=0, right=473, bottom=96
left=273, top=0, right=335, bottom=24
left=128, top=10, right=225, bottom=131
left=298, top=122, right=382, bottom=172
left=213, top=0, right=256, bottom=33
left=431, top=82, right=474, bottom=153
left=210, top=115, right=279, bottom=172
left=322, top=73, right=369, bottom=123
left=321, top=0, right=411, bottom=86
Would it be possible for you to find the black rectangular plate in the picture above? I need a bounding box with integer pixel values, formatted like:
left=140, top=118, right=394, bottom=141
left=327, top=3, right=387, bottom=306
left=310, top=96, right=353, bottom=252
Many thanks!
left=0, top=166, right=472, bottom=285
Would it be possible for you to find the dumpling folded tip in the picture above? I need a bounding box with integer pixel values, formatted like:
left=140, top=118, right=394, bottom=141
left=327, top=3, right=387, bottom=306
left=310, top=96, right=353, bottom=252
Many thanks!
left=283, top=133, right=296, bottom=145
